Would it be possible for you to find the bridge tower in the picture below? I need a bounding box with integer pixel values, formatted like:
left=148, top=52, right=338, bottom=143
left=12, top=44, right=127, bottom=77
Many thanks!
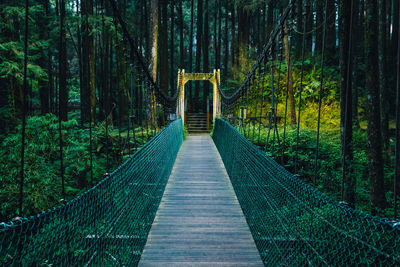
left=176, top=69, right=221, bottom=132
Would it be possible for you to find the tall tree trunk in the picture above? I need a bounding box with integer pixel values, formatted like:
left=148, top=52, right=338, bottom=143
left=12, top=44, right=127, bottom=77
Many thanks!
left=81, top=0, right=95, bottom=123
left=149, top=0, right=158, bottom=82
left=59, top=0, right=68, bottom=121
left=284, top=22, right=296, bottom=126
left=38, top=1, right=48, bottom=115
left=223, top=0, right=229, bottom=78
left=352, top=0, right=363, bottom=129
left=160, top=0, right=169, bottom=95
left=315, top=0, right=323, bottom=54
left=170, top=1, right=175, bottom=95
left=266, top=1, right=274, bottom=37
left=38, top=0, right=50, bottom=115
left=143, top=0, right=149, bottom=59
left=214, top=1, right=218, bottom=69
left=217, top=1, right=222, bottom=69
left=77, top=0, right=83, bottom=124
left=178, top=0, right=185, bottom=69
left=365, top=0, right=387, bottom=215
left=326, top=0, right=337, bottom=64
left=378, top=0, right=389, bottom=153
left=116, top=36, right=128, bottom=123
left=295, top=0, right=303, bottom=57
left=392, top=0, right=399, bottom=70
left=103, top=2, right=111, bottom=124
left=214, top=0, right=221, bottom=69
left=305, top=0, right=313, bottom=54
left=237, top=6, right=249, bottom=68
left=231, top=3, right=236, bottom=66
left=203, top=0, right=210, bottom=112
left=339, top=0, right=354, bottom=207
left=261, top=3, right=266, bottom=44
left=88, top=0, right=95, bottom=123
left=195, top=0, right=203, bottom=112
left=188, top=0, right=194, bottom=110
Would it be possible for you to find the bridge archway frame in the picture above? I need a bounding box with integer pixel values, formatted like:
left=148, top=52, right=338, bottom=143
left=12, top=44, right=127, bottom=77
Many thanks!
left=176, top=69, right=221, bottom=125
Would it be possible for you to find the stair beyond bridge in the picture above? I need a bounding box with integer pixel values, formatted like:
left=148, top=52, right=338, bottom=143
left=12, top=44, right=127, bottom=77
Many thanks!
left=139, top=134, right=263, bottom=266
left=186, top=113, right=211, bottom=133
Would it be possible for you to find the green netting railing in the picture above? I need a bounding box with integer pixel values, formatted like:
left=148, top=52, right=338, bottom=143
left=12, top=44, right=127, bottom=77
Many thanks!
left=212, top=118, right=400, bottom=266
left=0, top=119, right=183, bottom=266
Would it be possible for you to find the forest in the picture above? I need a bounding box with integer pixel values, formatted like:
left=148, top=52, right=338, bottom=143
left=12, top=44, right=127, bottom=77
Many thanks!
left=0, top=0, right=399, bottom=224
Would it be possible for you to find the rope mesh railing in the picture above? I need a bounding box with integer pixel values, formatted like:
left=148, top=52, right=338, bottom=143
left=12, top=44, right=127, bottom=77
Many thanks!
left=213, top=118, right=400, bottom=266
left=0, top=119, right=183, bottom=266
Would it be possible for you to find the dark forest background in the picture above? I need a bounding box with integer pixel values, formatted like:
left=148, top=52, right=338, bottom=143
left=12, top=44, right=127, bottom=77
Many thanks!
left=0, top=0, right=399, bottom=222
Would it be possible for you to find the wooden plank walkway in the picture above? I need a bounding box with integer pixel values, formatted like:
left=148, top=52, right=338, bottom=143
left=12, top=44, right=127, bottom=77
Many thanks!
left=139, top=134, right=263, bottom=266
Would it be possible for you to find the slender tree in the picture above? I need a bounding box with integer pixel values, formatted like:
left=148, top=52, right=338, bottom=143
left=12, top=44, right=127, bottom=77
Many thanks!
left=149, top=0, right=159, bottom=82
left=203, top=0, right=210, bottom=111
left=266, top=1, right=274, bottom=38
left=19, top=0, right=29, bottom=216
left=38, top=0, right=50, bottom=115
left=378, top=0, right=389, bottom=153
left=295, top=0, right=303, bottom=57
left=305, top=0, right=313, bottom=53
left=160, top=0, right=169, bottom=95
left=195, top=0, right=203, bottom=112
left=326, top=0, right=337, bottom=64
left=393, top=0, right=399, bottom=70
left=237, top=5, right=249, bottom=67
left=231, top=3, right=236, bottom=66
left=352, top=0, right=364, bottom=129
left=59, top=0, right=68, bottom=121
left=365, top=0, right=387, bottom=215
left=178, top=0, right=185, bottom=69
left=339, top=0, right=355, bottom=207
left=315, top=0, right=324, bottom=54
left=170, top=1, right=175, bottom=95
left=284, top=22, right=296, bottom=126
left=81, top=0, right=95, bottom=123
left=223, top=0, right=229, bottom=78
left=188, top=0, right=194, bottom=110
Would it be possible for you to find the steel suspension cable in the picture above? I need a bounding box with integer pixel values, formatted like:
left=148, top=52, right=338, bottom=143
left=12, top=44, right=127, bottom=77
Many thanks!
left=217, top=0, right=296, bottom=105
left=107, top=0, right=178, bottom=107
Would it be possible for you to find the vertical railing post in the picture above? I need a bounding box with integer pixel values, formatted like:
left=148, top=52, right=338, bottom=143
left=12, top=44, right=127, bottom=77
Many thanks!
left=181, top=69, right=185, bottom=124
left=213, top=69, right=217, bottom=122
left=217, top=69, right=221, bottom=116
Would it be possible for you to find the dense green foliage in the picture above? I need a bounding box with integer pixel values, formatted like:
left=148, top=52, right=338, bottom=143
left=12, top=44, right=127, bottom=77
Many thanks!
left=0, top=114, right=155, bottom=221
left=0, top=120, right=183, bottom=266
left=213, top=118, right=400, bottom=266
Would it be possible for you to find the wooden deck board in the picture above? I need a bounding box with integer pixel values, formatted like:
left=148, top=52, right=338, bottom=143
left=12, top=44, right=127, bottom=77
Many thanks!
left=139, top=134, right=263, bottom=266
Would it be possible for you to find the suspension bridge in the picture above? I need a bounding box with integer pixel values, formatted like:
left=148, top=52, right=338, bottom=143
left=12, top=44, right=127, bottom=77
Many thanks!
left=1, top=0, right=400, bottom=266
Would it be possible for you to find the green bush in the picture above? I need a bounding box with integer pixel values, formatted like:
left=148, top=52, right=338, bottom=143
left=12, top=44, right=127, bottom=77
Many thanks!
left=0, top=114, right=123, bottom=221
left=243, top=123, right=375, bottom=214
